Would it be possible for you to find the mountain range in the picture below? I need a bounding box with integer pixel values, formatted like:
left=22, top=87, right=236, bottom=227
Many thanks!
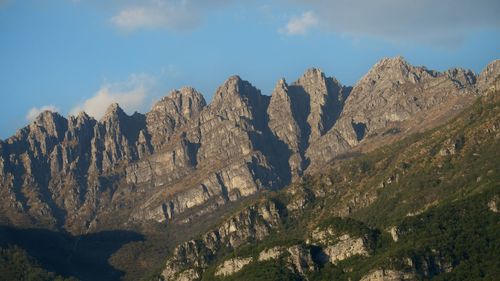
left=0, top=56, right=499, bottom=281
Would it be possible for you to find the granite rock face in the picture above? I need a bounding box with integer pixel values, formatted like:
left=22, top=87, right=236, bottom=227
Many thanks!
left=0, top=57, right=498, bottom=234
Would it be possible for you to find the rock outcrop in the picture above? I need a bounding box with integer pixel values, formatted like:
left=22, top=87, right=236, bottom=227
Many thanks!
left=146, top=87, right=206, bottom=150
left=306, top=56, right=482, bottom=170
left=160, top=200, right=284, bottom=280
left=477, top=59, right=500, bottom=91
left=310, top=227, right=370, bottom=264
left=215, top=257, right=253, bottom=277
left=360, top=269, right=416, bottom=281
left=0, top=57, right=498, bottom=234
left=488, top=195, right=499, bottom=213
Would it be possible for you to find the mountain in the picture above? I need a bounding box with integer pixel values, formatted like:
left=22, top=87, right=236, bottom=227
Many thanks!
left=157, top=71, right=500, bottom=281
left=0, top=57, right=498, bottom=281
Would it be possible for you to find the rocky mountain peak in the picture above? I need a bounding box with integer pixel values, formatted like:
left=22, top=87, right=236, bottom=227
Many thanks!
left=30, top=110, right=68, bottom=140
left=268, top=77, right=304, bottom=176
left=32, top=110, right=64, bottom=126
left=277, top=77, right=287, bottom=86
left=294, top=67, right=344, bottom=95
left=1, top=58, right=497, bottom=249
left=366, top=56, right=443, bottom=88
left=213, top=75, right=250, bottom=100
left=101, top=102, right=126, bottom=122
left=375, top=56, right=409, bottom=68
left=146, top=87, right=206, bottom=150
left=298, top=67, right=325, bottom=81
left=291, top=68, right=345, bottom=143
left=68, top=111, right=93, bottom=127
left=153, top=87, right=205, bottom=111
left=210, top=75, right=265, bottom=116
left=75, top=110, right=91, bottom=120
left=445, top=67, right=477, bottom=88
left=478, top=59, right=500, bottom=91
left=155, top=87, right=206, bottom=118
left=273, top=78, right=289, bottom=97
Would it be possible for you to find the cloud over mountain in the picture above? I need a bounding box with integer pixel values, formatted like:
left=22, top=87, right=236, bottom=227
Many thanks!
left=109, top=0, right=229, bottom=32
left=279, top=11, right=318, bottom=35
left=290, top=0, right=500, bottom=45
left=26, top=105, right=59, bottom=121
left=70, top=74, right=155, bottom=119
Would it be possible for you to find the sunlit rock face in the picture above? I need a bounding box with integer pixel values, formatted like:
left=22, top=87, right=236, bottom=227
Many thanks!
left=0, top=57, right=497, bottom=234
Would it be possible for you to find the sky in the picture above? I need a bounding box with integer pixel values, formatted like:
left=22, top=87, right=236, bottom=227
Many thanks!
left=0, top=0, right=499, bottom=139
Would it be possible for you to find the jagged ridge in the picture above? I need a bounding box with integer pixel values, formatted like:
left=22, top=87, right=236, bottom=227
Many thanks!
left=0, top=57, right=498, bottom=235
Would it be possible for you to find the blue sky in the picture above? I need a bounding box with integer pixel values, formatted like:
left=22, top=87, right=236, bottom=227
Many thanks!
left=1, top=0, right=499, bottom=139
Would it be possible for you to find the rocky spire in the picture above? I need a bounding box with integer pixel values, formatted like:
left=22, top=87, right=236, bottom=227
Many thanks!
left=268, top=78, right=304, bottom=177
left=31, top=110, right=68, bottom=141
left=146, top=87, right=206, bottom=150
left=292, top=68, right=346, bottom=143
left=210, top=75, right=268, bottom=127
left=0, top=58, right=494, bottom=235
left=101, top=103, right=126, bottom=123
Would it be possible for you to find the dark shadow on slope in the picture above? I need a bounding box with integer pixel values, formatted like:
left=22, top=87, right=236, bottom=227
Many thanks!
left=250, top=96, right=294, bottom=189
left=0, top=225, right=144, bottom=281
left=288, top=85, right=311, bottom=155
left=322, top=78, right=347, bottom=133
left=124, top=112, right=147, bottom=145
left=352, top=121, right=367, bottom=142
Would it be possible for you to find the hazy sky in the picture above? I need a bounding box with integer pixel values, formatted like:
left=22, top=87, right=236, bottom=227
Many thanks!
left=1, top=0, right=499, bottom=139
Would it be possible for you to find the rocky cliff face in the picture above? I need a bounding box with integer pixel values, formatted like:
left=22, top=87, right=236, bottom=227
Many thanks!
left=305, top=57, right=483, bottom=170
left=155, top=78, right=500, bottom=281
left=160, top=200, right=284, bottom=280
left=146, top=87, right=206, bottom=151
left=0, top=57, right=498, bottom=234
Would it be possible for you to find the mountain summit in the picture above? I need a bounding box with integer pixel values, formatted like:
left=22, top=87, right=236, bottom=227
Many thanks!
left=0, top=57, right=498, bottom=281
left=0, top=57, right=497, bottom=233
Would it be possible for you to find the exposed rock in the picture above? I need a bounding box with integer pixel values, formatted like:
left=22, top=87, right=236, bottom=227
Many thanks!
left=1, top=57, right=498, bottom=235
left=267, top=78, right=304, bottom=177
left=215, top=257, right=253, bottom=277
left=256, top=245, right=315, bottom=277
left=360, top=269, right=416, bottom=281
left=286, top=244, right=316, bottom=275
left=161, top=200, right=284, bottom=280
left=306, top=56, right=480, bottom=171
left=323, top=234, right=369, bottom=264
left=258, top=246, right=285, bottom=261
left=389, top=226, right=400, bottom=242
left=311, top=228, right=370, bottom=264
left=439, top=136, right=464, bottom=156
left=292, top=68, right=347, bottom=143
left=175, top=269, right=200, bottom=281
left=488, top=195, right=499, bottom=213
left=478, top=60, right=500, bottom=91
left=146, top=87, right=206, bottom=150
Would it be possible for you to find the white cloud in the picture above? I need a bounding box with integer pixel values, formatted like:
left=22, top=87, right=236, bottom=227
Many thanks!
left=70, top=74, right=155, bottom=119
left=110, top=3, right=196, bottom=31
left=279, top=10, right=318, bottom=35
left=109, top=0, right=230, bottom=32
left=26, top=105, right=59, bottom=122
left=289, top=0, right=500, bottom=46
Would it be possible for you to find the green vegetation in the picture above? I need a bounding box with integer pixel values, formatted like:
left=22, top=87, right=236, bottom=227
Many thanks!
left=0, top=246, right=76, bottom=281
left=203, top=259, right=301, bottom=281
left=194, top=88, right=500, bottom=280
